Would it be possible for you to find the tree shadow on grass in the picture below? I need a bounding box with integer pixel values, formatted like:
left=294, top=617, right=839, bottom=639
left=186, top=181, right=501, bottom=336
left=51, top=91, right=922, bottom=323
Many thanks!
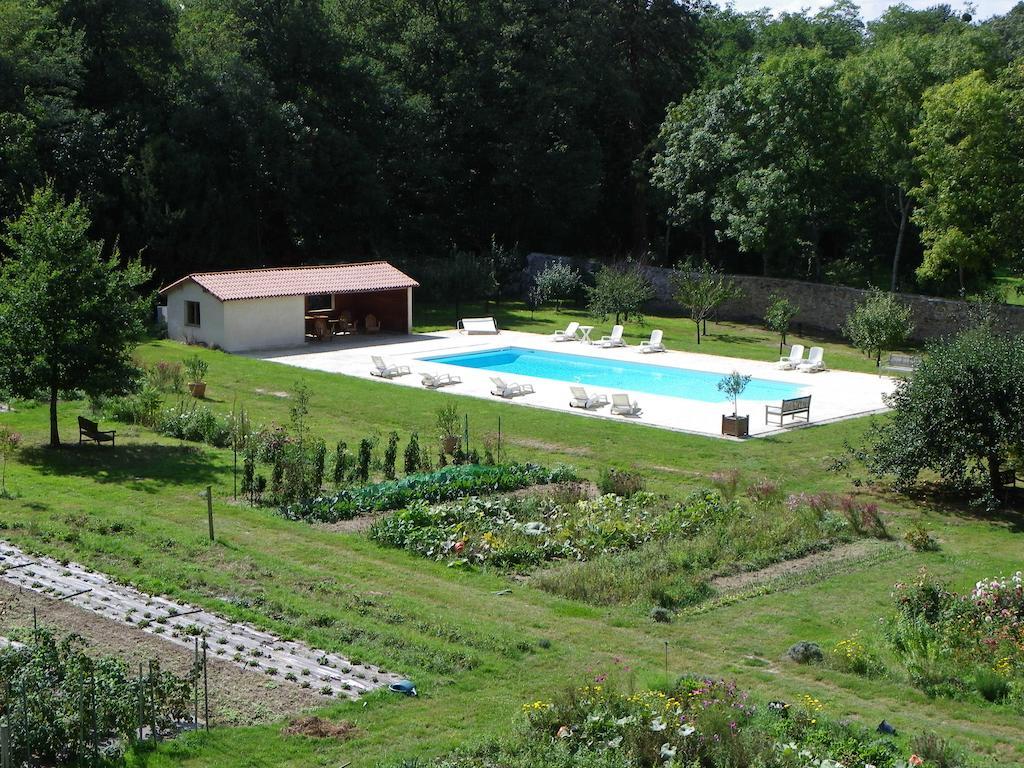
left=900, top=482, right=1024, bottom=534
left=19, top=442, right=223, bottom=493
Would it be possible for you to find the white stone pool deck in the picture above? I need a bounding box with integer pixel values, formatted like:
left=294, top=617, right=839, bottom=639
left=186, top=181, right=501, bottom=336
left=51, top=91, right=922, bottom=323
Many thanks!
left=258, top=330, right=897, bottom=439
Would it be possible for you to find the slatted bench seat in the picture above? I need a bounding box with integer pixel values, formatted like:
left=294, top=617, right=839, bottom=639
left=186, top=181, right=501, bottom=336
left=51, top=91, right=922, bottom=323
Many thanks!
left=882, top=353, right=921, bottom=373
left=765, top=395, right=811, bottom=426
left=78, top=416, right=116, bottom=447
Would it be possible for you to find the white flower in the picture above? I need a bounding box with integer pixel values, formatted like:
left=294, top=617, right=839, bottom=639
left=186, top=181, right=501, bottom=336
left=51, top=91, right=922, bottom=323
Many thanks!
left=865, top=763, right=877, bottom=768
left=660, top=743, right=677, bottom=761
left=615, top=715, right=636, bottom=727
left=650, top=716, right=667, bottom=732
left=678, top=724, right=696, bottom=737
left=607, top=736, right=622, bottom=748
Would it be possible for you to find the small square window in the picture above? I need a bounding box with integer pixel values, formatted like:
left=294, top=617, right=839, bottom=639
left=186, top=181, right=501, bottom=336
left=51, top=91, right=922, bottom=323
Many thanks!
left=185, top=301, right=201, bottom=327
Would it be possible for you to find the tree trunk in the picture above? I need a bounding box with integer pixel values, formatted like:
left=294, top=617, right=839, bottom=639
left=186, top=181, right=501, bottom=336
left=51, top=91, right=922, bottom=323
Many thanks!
left=694, top=321, right=700, bottom=345
left=890, top=192, right=911, bottom=292
left=988, top=452, right=1003, bottom=498
left=49, top=382, right=61, bottom=448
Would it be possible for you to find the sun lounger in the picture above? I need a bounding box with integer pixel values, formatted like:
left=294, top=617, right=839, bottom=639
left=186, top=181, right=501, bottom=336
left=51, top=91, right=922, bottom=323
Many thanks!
left=371, top=355, right=411, bottom=378
left=639, top=329, right=665, bottom=354
left=599, top=325, right=625, bottom=348
left=777, top=344, right=805, bottom=370
left=796, top=346, right=825, bottom=373
left=490, top=377, right=535, bottom=398
left=569, top=386, right=609, bottom=409
left=610, top=393, right=642, bottom=416
left=458, top=317, right=499, bottom=335
left=553, top=321, right=580, bottom=342
left=421, top=372, right=462, bottom=389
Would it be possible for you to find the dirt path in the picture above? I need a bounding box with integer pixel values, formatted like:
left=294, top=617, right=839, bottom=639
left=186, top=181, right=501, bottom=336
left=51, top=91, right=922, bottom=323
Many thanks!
left=710, top=539, right=895, bottom=593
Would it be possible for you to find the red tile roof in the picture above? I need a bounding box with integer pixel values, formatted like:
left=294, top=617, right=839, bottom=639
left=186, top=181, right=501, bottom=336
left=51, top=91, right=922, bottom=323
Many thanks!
left=159, top=261, right=419, bottom=302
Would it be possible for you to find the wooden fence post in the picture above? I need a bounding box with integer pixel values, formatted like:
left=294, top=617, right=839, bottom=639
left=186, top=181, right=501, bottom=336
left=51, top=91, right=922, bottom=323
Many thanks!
left=1, top=718, right=11, bottom=768
left=206, top=486, right=214, bottom=542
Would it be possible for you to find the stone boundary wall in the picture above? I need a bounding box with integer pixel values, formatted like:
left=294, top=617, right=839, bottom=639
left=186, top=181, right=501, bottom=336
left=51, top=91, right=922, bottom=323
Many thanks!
left=524, top=252, right=1024, bottom=342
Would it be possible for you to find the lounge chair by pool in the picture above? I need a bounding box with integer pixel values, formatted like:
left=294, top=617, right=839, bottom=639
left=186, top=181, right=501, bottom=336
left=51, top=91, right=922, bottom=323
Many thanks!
left=610, top=393, right=642, bottom=416
left=639, top=329, right=665, bottom=354
left=371, top=356, right=411, bottom=378
left=421, top=372, right=462, bottom=389
left=569, top=386, right=609, bottom=409
left=777, top=344, right=805, bottom=370
left=490, top=377, right=535, bottom=398
left=599, top=325, right=625, bottom=348
left=553, top=321, right=580, bottom=342
left=797, top=346, right=825, bottom=373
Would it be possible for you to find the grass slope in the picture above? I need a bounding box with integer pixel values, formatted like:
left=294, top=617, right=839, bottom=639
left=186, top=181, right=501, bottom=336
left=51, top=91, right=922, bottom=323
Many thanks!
left=0, top=322, right=1019, bottom=767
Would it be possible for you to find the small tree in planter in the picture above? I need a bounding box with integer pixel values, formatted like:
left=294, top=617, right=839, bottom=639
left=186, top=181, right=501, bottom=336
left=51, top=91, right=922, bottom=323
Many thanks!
left=764, top=293, right=799, bottom=355
left=0, top=425, right=21, bottom=497
left=717, top=371, right=751, bottom=438
left=184, top=355, right=209, bottom=398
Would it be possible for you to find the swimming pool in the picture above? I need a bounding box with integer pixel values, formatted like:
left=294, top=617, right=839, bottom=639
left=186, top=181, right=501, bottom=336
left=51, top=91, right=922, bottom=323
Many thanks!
left=421, top=347, right=806, bottom=403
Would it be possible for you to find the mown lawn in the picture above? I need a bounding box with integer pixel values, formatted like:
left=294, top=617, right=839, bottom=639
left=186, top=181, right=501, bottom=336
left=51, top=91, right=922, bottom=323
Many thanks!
left=0, top=319, right=1020, bottom=767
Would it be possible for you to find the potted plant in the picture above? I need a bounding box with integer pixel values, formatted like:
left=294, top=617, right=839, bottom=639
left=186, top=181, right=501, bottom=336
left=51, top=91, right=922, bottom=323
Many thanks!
left=184, top=355, right=209, bottom=399
left=717, top=371, right=751, bottom=438
left=436, top=404, right=460, bottom=455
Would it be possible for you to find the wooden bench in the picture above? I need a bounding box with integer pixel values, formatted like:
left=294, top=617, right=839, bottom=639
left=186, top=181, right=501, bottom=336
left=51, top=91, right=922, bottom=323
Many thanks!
left=78, top=416, right=116, bottom=447
left=765, top=395, right=811, bottom=426
left=882, top=353, right=921, bottom=373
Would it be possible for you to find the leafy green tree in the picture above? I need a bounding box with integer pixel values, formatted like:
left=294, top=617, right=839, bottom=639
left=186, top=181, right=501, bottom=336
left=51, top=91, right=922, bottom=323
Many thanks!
left=671, top=261, right=742, bottom=344
left=533, top=262, right=581, bottom=311
left=0, top=185, right=150, bottom=447
left=763, top=294, right=800, bottom=354
left=841, top=31, right=998, bottom=290
left=911, top=64, right=1024, bottom=292
left=843, top=288, right=914, bottom=366
left=586, top=264, right=655, bottom=325
left=863, top=326, right=1024, bottom=501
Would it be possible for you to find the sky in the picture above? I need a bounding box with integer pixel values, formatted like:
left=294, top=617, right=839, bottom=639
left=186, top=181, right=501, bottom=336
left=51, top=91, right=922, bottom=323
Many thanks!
left=724, top=0, right=1019, bottom=21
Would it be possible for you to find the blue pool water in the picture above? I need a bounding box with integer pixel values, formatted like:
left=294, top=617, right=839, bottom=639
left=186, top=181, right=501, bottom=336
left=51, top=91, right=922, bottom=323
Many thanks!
left=421, top=347, right=806, bottom=403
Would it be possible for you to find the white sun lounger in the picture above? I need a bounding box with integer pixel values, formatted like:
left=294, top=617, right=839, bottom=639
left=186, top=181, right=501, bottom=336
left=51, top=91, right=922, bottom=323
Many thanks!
left=639, top=329, right=665, bottom=354
left=797, top=346, right=825, bottom=373
left=599, top=325, right=625, bottom=348
left=777, top=344, right=805, bottom=370
left=420, top=372, right=462, bottom=389
left=569, top=386, right=609, bottom=409
left=458, top=317, right=499, bottom=335
left=490, top=377, right=535, bottom=398
left=371, top=355, right=411, bottom=378
left=610, top=393, right=642, bottom=416
left=553, top=321, right=580, bottom=342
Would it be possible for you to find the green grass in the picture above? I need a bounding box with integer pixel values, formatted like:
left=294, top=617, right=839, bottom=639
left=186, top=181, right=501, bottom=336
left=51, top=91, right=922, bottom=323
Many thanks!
left=414, top=300, right=917, bottom=374
left=0, top=323, right=1020, bottom=767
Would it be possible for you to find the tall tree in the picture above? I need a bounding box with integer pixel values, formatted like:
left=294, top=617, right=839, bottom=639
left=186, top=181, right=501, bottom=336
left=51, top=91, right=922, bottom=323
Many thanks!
left=0, top=185, right=150, bottom=446
left=911, top=64, right=1024, bottom=292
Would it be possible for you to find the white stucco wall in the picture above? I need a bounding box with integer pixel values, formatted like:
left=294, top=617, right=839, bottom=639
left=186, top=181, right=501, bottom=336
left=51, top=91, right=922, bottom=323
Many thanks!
left=222, top=295, right=305, bottom=352
left=165, top=281, right=225, bottom=349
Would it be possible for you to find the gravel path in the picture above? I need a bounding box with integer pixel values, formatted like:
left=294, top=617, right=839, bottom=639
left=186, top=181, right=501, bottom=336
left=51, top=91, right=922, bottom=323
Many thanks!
left=0, top=541, right=402, bottom=702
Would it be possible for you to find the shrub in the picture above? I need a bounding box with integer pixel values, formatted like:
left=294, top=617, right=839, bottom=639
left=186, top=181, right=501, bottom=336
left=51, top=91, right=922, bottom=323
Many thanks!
left=974, top=666, right=1010, bottom=702
left=332, top=441, right=351, bottom=487
left=383, top=431, right=399, bottom=480
left=146, top=360, right=184, bottom=393
left=404, top=432, right=421, bottom=475
left=184, top=354, right=209, bottom=383
left=597, top=468, right=644, bottom=497
left=649, top=606, right=672, bottom=623
left=356, top=438, right=373, bottom=483
left=107, top=384, right=163, bottom=427
left=709, top=469, right=741, bottom=500
left=785, top=641, right=823, bottom=664
left=831, top=634, right=883, bottom=677
left=155, top=403, right=232, bottom=446
left=904, top=522, right=940, bottom=551
left=910, top=732, right=967, bottom=768
left=286, top=463, right=577, bottom=523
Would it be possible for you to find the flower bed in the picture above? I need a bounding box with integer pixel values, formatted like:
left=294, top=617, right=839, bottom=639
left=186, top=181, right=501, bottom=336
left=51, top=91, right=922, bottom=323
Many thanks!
left=283, top=463, right=577, bottom=523
left=370, top=492, right=666, bottom=567
left=883, top=570, right=1024, bottom=706
left=419, top=675, right=947, bottom=768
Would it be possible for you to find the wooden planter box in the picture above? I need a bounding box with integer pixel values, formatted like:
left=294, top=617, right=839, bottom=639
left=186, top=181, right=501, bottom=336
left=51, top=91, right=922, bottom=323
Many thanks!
left=188, top=381, right=207, bottom=399
left=721, top=414, right=749, bottom=438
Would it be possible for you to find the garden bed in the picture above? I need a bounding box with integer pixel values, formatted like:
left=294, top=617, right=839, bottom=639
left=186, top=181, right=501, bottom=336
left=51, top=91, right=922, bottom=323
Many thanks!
left=0, top=542, right=401, bottom=700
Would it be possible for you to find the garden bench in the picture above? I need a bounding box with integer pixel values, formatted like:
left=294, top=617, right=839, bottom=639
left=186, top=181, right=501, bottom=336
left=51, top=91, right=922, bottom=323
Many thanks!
left=882, top=353, right=921, bottom=373
left=78, top=416, right=116, bottom=447
left=765, top=395, right=811, bottom=426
